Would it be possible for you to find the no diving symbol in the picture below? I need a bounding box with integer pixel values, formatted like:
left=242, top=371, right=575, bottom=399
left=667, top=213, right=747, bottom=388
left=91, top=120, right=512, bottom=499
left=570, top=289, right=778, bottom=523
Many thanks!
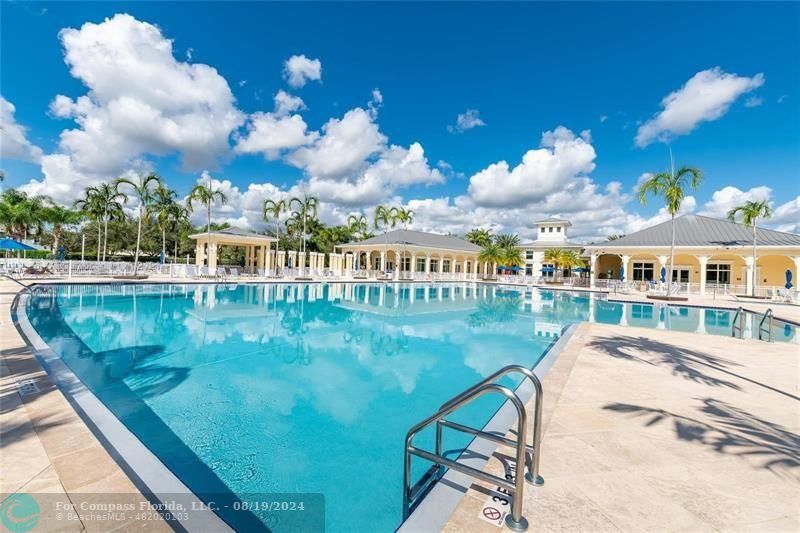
left=482, top=507, right=502, bottom=521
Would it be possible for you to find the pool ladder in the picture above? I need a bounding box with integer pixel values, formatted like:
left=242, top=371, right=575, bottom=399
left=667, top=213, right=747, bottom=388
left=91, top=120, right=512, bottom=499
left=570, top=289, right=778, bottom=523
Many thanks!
left=731, top=307, right=774, bottom=342
left=402, top=365, right=544, bottom=532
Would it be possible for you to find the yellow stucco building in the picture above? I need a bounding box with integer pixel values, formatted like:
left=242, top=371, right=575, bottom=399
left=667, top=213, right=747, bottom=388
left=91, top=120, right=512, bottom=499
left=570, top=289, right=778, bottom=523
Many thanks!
left=583, top=215, right=800, bottom=295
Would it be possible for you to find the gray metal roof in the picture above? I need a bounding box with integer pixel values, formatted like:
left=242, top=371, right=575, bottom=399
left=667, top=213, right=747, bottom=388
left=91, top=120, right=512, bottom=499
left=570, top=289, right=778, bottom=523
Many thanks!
left=520, top=239, right=583, bottom=249
left=588, top=215, right=800, bottom=248
left=342, top=229, right=481, bottom=252
left=535, top=218, right=571, bottom=225
left=189, top=227, right=275, bottom=240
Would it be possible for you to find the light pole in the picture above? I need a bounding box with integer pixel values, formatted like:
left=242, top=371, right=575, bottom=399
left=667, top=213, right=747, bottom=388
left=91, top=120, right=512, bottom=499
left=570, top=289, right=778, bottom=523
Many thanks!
left=81, top=234, right=85, bottom=262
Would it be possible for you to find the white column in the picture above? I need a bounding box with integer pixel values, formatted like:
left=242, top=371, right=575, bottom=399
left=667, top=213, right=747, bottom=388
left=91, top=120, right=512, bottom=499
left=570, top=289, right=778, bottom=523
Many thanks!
left=698, top=256, right=709, bottom=295
left=380, top=251, right=386, bottom=272
left=438, top=256, right=444, bottom=274
left=621, top=255, right=631, bottom=282
left=462, top=259, right=468, bottom=279
left=195, top=242, right=204, bottom=266
left=425, top=254, right=431, bottom=274
left=473, top=257, right=479, bottom=277
left=589, top=253, right=597, bottom=288
left=411, top=252, right=417, bottom=275
left=794, top=257, right=800, bottom=293
left=745, top=256, right=755, bottom=296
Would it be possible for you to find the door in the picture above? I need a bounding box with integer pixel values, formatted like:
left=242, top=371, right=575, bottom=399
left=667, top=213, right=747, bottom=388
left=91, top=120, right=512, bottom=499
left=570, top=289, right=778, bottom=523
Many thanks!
left=671, top=267, right=690, bottom=283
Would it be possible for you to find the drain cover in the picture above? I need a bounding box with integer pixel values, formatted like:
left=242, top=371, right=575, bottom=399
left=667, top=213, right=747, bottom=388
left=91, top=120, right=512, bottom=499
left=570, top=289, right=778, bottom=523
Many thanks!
left=16, top=379, right=40, bottom=397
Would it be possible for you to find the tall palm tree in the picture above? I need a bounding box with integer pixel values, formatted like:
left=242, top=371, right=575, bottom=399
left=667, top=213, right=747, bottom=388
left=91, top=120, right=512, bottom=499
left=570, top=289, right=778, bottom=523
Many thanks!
left=151, top=184, right=179, bottom=263
left=374, top=204, right=399, bottom=271
left=263, top=198, right=288, bottom=274
left=0, top=190, right=45, bottom=244
left=167, top=202, right=190, bottom=264
left=92, top=183, right=127, bottom=262
left=501, top=246, right=524, bottom=270
left=478, top=242, right=503, bottom=279
left=347, top=214, right=369, bottom=241
left=727, top=200, right=773, bottom=296
left=560, top=250, right=586, bottom=279
left=289, top=193, right=318, bottom=272
left=187, top=176, right=228, bottom=269
left=115, top=173, right=162, bottom=275
left=495, top=233, right=520, bottom=249
left=544, top=248, right=567, bottom=280
left=42, top=202, right=82, bottom=257
left=638, top=158, right=702, bottom=295
left=74, top=189, right=105, bottom=261
left=396, top=207, right=414, bottom=274
left=465, top=228, right=493, bottom=247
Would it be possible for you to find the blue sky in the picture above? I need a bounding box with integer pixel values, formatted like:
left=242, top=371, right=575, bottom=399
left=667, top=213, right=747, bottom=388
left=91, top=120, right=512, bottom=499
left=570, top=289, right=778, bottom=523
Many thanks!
left=1, top=1, right=799, bottom=240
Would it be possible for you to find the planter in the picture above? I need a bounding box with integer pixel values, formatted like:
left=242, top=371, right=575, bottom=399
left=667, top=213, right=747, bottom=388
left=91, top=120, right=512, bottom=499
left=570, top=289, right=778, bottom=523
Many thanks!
left=113, top=275, right=149, bottom=280
left=646, top=295, right=688, bottom=302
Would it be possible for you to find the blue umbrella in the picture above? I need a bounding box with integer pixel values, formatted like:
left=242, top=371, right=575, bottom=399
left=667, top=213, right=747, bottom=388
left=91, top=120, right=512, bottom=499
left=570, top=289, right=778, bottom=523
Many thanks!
left=573, top=267, right=586, bottom=273
left=660, top=266, right=666, bottom=283
left=540, top=267, right=555, bottom=273
left=159, top=250, right=165, bottom=264
left=0, top=238, right=35, bottom=251
left=786, top=269, right=793, bottom=290
left=619, top=266, right=625, bottom=281
left=510, top=266, right=522, bottom=272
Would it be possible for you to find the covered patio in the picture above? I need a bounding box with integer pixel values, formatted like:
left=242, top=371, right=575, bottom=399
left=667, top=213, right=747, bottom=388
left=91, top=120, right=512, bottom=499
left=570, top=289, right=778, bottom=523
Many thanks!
left=190, top=228, right=277, bottom=271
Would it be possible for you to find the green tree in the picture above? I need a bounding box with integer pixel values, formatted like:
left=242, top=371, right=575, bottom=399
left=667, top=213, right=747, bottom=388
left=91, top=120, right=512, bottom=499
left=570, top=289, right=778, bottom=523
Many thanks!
left=74, top=188, right=105, bottom=260
left=727, top=200, right=773, bottom=295
left=638, top=160, right=702, bottom=295
left=465, top=228, right=493, bottom=247
left=289, top=193, right=319, bottom=269
left=347, top=214, right=369, bottom=241
left=150, top=184, right=179, bottom=262
left=115, top=173, right=162, bottom=274
left=396, top=207, right=414, bottom=274
left=478, top=242, right=503, bottom=279
left=373, top=204, right=399, bottom=270
left=494, top=233, right=520, bottom=249
left=501, top=246, right=524, bottom=269
left=187, top=176, right=228, bottom=268
left=544, top=248, right=567, bottom=280
left=42, top=203, right=83, bottom=256
left=263, top=198, right=288, bottom=274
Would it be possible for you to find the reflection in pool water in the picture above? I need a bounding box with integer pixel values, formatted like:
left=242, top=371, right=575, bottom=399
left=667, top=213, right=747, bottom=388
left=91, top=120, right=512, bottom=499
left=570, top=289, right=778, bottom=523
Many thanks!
left=24, top=283, right=796, bottom=532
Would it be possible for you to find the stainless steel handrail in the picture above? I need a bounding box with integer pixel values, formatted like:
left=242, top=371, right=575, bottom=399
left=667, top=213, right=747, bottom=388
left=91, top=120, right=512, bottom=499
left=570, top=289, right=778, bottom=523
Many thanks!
left=731, top=306, right=744, bottom=338
left=758, top=308, right=773, bottom=342
left=436, top=364, right=544, bottom=486
left=403, top=383, right=531, bottom=531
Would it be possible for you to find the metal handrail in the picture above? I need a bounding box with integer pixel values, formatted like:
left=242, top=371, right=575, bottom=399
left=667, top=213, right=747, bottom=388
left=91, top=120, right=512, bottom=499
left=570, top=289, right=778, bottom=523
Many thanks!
left=403, top=382, right=533, bottom=531
left=731, top=306, right=744, bottom=338
left=758, top=308, right=773, bottom=342
left=437, top=364, right=544, bottom=486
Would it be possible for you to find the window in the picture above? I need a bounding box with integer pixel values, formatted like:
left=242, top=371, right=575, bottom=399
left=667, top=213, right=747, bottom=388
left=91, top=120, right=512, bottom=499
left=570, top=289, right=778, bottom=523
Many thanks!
left=542, top=262, right=555, bottom=278
left=416, top=258, right=426, bottom=272
left=540, top=227, right=545, bottom=233
left=556, top=226, right=561, bottom=232
left=548, top=227, right=553, bottom=233
left=525, top=250, right=534, bottom=260
left=443, top=259, right=451, bottom=273
left=632, top=262, right=655, bottom=281
left=706, top=263, right=731, bottom=285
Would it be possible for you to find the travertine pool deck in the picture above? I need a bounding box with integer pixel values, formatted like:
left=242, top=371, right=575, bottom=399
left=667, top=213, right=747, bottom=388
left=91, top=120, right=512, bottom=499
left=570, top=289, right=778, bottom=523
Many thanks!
left=0, top=278, right=170, bottom=531
left=443, top=322, right=799, bottom=533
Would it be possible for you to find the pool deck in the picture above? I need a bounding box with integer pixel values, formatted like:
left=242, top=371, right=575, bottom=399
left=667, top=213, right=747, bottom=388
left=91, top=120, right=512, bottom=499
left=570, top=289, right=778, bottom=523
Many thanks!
left=442, top=322, right=799, bottom=533
left=0, top=277, right=170, bottom=531
left=3, top=276, right=798, bottom=532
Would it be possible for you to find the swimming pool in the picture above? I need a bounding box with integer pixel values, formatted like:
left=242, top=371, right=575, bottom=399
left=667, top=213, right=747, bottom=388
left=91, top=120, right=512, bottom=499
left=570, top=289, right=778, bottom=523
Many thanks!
left=22, top=283, right=797, bottom=532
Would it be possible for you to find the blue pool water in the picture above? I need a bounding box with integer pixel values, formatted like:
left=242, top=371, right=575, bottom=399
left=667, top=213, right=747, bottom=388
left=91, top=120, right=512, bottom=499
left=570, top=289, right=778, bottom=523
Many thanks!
left=24, top=283, right=797, bottom=532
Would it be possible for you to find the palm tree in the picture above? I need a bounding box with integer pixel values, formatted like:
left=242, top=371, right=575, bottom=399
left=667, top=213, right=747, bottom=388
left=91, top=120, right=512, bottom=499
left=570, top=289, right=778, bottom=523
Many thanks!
left=263, top=198, right=288, bottom=274
left=74, top=189, right=105, bottom=261
left=289, top=193, right=318, bottom=272
left=374, top=204, right=399, bottom=271
left=639, top=160, right=702, bottom=295
left=115, top=173, right=162, bottom=275
left=396, top=208, right=414, bottom=275
left=92, top=183, right=127, bottom=262
left=151, top=185, right=179, bottom=263
left=0, top=191, right=46, bottom=257
left=347, top=214, right=369, bottom=241
left=544, top=248, right=567, bottom=280
left=478, top=242, right=503, bottom=279
left=501, top=246, right=524, bottom=271
left=167, top=202, right=190, bottom=264
left=560, top=250, right=586, bottom=279
left=187, top=176, right=228, bottom=269
left=727, top=200, right=773, bottom=296
left=495, top=233, right=520, bottom=249
left=465, top=228, right=493, bottom=247
left=42, top=202, right=82, bottom=257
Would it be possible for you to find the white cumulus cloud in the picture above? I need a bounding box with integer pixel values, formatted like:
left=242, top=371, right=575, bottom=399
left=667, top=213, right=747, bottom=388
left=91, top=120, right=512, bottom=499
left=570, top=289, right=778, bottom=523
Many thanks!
left=699, top=185, right=772, bottom=219
left=636, top=67, right=765, bottom=147
left=468, top=126, right=596, bottom=207
left=0, top=96, right=43, bottom=163
left=235, top=91, right=317, bottom=160
left=448, top=109, right=486, bottom=133
left=283, top=55, right=322, bottom=88
left=48, top=13, right=244, bottom=175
